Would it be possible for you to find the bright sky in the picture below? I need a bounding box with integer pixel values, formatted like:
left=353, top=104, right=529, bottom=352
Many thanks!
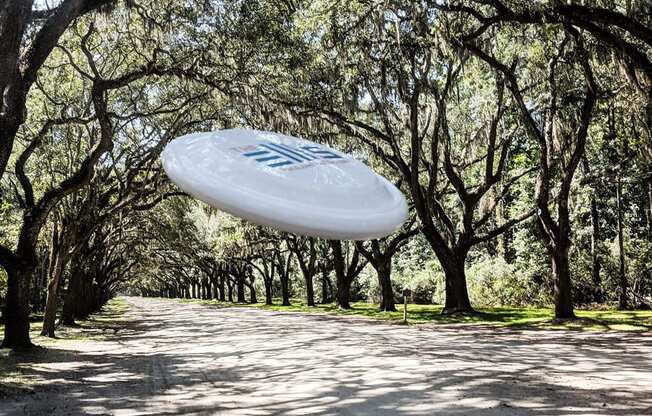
left=33, top=0, right=60, bottom=10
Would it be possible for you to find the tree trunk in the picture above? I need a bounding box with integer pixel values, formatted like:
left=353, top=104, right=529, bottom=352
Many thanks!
left=552, top=248, right=574, bottom=319
left=61, top=270, right=81, bottom=326
left=41, top=250, right=65, bottom=337
left=264, top=279, right=273, bottom=305
left=205, top=280, right=212, bottom=300
left=441, top=268, right=473, bottom=314
left=211, top=278, right=218, bottom=299
left=335, top=272, right=351, bottom=309
left=305, top=274, right=315, bottom=307
left=421, top=230, right=475, bottom=314
left=440, top=250, right=474, bottom=314
left=377, top=260, right=396, bottom=312
left=1, top=263, right=33, bottom=349
left=541, top=196, right=576, bottom=320
left=219, top=274, right=226, bottom=301
left=617, top=177, right=628, bottom=309
left=280, top=273, right=290, bottom=306
left=2, top=215, right=45, bottom=348
left=321, top=269, right=331, bottom=304
left=236, top=276, right=246, bottom=303
left=33, top=254, right=49, bottom=313
left=331, top=240, right=352, bottom=309
left=227, top=280, right=234, bottom=302
left=290, top=239, right=316, bottom=307
left=332, top=250, right=350, bottom=309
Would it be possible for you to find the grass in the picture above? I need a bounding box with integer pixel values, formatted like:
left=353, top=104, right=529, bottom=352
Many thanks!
left=176, top=297, right=652, bottom=332
left=0, top=297, right=129, bottom=345
left=0, top=298, right=129, bottom=397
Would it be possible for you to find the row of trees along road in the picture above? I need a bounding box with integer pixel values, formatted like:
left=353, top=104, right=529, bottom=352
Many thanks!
left=1, top=1, right=651, bottom=350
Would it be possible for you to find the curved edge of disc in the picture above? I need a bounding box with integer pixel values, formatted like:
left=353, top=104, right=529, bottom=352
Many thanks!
left=160, top=133, right=409, bottom=240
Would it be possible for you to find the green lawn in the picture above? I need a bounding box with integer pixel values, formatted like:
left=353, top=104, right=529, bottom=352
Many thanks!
left=0, top=297, right=130, bottom=347
left=177, top=298, right=652, bottom=332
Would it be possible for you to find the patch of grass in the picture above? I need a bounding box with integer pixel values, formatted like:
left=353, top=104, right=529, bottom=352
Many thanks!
left=0, top=364, right=37, bottom=397
left=174, top=297, right=652, bottom=332
left=0, top=346, right=57, bottom=398
left=0, top=298, right=128, bottom=347
left=0, top=298, right=129, bottom=398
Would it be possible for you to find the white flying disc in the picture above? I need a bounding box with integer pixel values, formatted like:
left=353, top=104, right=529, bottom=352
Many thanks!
left=160, top=129, right=407, bottom=240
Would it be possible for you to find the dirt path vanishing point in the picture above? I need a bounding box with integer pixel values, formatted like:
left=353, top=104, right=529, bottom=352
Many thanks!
left=1, top=296, right=651, bottom=415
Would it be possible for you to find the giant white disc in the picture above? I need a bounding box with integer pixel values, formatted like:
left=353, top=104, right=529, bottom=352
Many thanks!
left=160, top=129, right=407, bottom=240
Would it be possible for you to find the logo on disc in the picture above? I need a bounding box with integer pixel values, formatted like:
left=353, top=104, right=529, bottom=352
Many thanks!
left=233, top=141, right=348, bottom=171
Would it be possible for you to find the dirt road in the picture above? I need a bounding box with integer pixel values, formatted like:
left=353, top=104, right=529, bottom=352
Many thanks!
left=2, top=296, right=651, bottom=415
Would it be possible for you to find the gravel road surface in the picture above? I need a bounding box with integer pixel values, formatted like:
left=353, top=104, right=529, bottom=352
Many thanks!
left=1, top=296, right=651, bottom=415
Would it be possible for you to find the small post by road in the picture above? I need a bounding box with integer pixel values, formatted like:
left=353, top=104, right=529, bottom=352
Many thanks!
left=403, top=289, right=408, bottom=324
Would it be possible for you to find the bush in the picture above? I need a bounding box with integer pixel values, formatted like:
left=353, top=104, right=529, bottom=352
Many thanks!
left=393, top=259, right=443, bottom=304
left=466, top=252, right=551, bottom=307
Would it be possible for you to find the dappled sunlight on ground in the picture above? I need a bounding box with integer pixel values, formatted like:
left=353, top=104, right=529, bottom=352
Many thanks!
left=1, top=296, right=651, bottom=415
